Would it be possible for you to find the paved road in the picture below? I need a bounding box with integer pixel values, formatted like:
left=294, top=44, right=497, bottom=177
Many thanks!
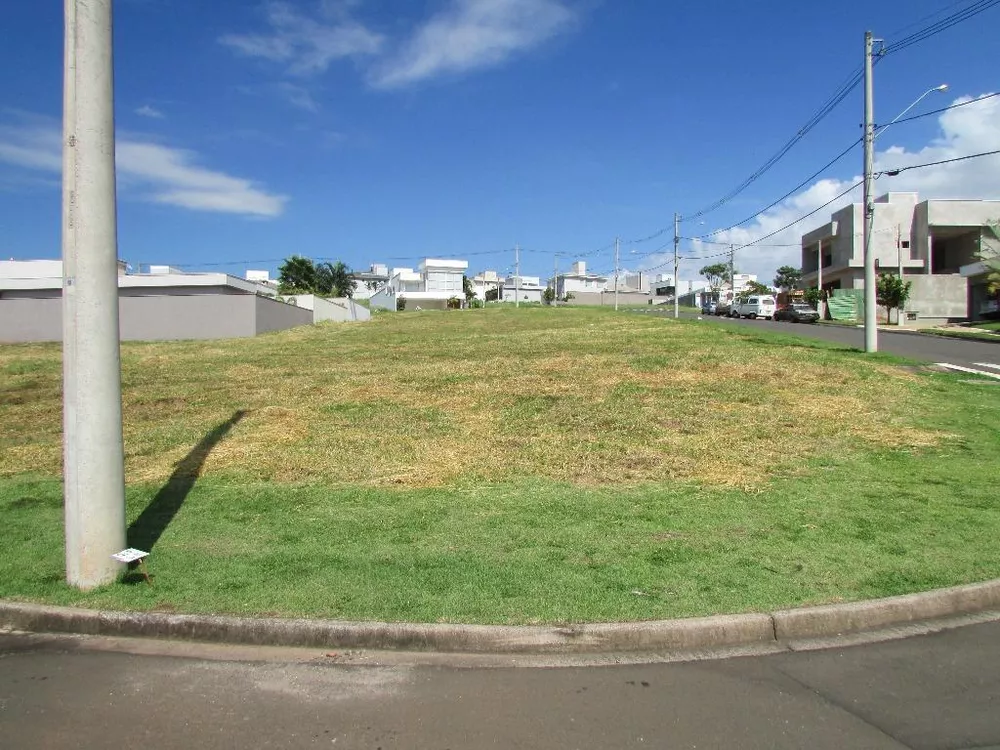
left=3, top=620, right=999, bottom=749
left=638, top=309, right=1000, bottom=375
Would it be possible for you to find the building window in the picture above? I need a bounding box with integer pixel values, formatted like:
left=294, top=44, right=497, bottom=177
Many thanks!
left=901, top=240, right=911, bottom=249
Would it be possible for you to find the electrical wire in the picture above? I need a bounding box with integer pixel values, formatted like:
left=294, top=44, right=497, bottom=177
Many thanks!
left=882, top=0, right=977, bottom=39
left=883, top=91, right=1000, bottom=127
left=692, top=137, right=862, bottom=240
left=875, top=148, right=1000, bottom=177
left=679, top=65, right=864, bottom=222
left=732, top=180, right=863, bottom=252
left=882, top=0, right=1000, bottom=55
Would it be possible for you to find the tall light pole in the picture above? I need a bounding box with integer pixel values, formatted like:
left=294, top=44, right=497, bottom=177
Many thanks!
left=514, top=244, right=520, bottom=308
left=63, top=0, right=127, bottom=589
left=862, top=33, right=946, bottom=351
left=862, top=30, right=878, bottom=352
left=614, top=237, right=620, bottom=311
left=673, top=213, right=680, bottom=318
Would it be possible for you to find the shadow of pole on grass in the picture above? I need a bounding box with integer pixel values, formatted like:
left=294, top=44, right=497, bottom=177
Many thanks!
left=127, top=410, right=247, bottom=553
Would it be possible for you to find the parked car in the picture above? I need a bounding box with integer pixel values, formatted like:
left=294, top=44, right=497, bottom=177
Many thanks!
left=774, top=303, right=820, bottom=323
left=715, top=301, right=732, bottom=316
left=732, top=295, right=777, bottom=320
left=701, top=301, right=718, bottom=315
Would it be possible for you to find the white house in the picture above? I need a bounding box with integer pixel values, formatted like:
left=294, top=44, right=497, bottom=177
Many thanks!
left=500, top=274, right=544, bottom=304
left=350, top=263, right=390, bottom=300
left=469, top=270, right=502, bottom=301
left=555, top=261, right=608, bottom=297
left=369, top=258, right=470, bottom=311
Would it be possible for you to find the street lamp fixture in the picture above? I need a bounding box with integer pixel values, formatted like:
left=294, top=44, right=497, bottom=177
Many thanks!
left=875, top=84, right=949, bottom=140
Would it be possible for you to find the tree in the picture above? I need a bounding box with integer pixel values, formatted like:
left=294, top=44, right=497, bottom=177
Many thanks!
left=278, top=256, right=353, bottom=297
left=978, top=221, right=1000, bottom=294
left=876, top=272, right=912, bottom=324
left=542, top=286, right=556, bottom=304
left=315, top=261, right=354, bottom=298
left=700, top=263, right=729, bottom=290
left=745, top=281, right=772, bottom=296
left=277, top=255, right=317, bottom=294
left=802, top=287, right=826, bottom=309
left=773, top=266, right=802, bottom=292
left=463, top=275, right=476, bottom=306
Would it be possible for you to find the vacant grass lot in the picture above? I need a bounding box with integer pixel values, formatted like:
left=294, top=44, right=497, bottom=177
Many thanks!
left=2, top=306, right=998, bottom=624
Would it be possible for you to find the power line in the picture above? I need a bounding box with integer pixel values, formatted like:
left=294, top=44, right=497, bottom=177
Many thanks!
left=733, top=180, right=862, bottom=252
left=680, top=65, right=864, bottom=222
left=882, top=0, right=1000, bottom=55
left=683, top=238, right=802, bottom=247
left=875, top=148, right=1000, bottom=177
left=883, top=0, right=976, bottom=39
left=884, top=91, right=1000, bottom=127
left=694, top=137, right=862, bottom=240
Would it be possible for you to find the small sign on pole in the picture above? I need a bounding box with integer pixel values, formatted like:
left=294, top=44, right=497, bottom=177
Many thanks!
left=112, top=548, right=152, bottom=585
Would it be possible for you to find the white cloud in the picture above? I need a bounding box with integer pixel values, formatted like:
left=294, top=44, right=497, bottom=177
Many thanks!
left=649, top=94, right=1000, bottom=282
left=135, top=104, right=165, bottom=119
left=274, top=82, right=320, bottom=111
left=220, top=1, right=384, bottom=75
left=371, top=0, right=576, bottom=88
left=0, top=116, right=287, bottom=218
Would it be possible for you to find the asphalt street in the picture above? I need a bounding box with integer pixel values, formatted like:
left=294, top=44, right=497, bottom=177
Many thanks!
left=2, top=619, right=999, bottom=749
left=644, top=310, right=1000, bottom=373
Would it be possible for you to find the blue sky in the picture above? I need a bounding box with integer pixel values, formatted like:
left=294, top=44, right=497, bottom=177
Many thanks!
left=1, top=0, right=999, bottom=283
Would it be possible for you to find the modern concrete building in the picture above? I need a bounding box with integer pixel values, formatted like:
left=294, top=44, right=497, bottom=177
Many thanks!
left=368, top=258, right=470, bottom=311
left=801, top=193, right=1000, bottom=323
left=0, top=260, right=311, bottom=343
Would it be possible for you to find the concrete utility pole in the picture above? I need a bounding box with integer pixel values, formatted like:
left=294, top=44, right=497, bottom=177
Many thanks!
left=515, top=244, right=520, bottom=308
left=552, top=254, right=558, bottom=304
left=817, top=239, right=824, bottom=319
left=673, top=213, right=680, bottom=319
left=614, top=237, right=620, bottom=312
left=62, top=0, right=127, bottom=589
left=729, top=244, right=736, bottom=287
left=862, top=30, right=878, bottom=352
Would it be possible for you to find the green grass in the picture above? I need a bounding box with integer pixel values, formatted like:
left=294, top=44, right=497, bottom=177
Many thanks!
left=920, top=328, right=1000, bottom=343
left=965, top=320, right=1000, bottom=332
left=1, top=307, right=999, bottom=624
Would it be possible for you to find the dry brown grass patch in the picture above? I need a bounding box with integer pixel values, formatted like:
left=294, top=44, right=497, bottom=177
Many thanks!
left=0, top=309, right=946, bottom=489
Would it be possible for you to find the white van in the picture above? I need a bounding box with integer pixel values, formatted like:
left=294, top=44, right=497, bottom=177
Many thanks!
left=733, top=295, right=776, bottom=320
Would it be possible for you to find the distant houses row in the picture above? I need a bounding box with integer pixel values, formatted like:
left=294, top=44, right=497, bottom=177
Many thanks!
left=0, top=259, right=369, bottom=344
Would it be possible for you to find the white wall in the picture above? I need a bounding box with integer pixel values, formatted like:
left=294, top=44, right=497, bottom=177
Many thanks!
left=0, top=259, right=63, bottom=280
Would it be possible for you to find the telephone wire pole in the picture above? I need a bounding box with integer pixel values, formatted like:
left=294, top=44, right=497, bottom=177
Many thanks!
left=62, top=0, right=127, bottom=589
left=673, top=213, right=680, bottom=318
left=862, top=30, right=879, bottom=352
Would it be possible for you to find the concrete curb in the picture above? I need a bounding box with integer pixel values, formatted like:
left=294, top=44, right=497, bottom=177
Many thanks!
left=3, top=578, right=1000, bottom=655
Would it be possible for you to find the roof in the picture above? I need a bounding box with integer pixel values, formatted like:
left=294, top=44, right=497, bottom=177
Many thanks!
left=1, top=271, right=264, bottom=294
left=419, top=258, right=469, bottom=271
